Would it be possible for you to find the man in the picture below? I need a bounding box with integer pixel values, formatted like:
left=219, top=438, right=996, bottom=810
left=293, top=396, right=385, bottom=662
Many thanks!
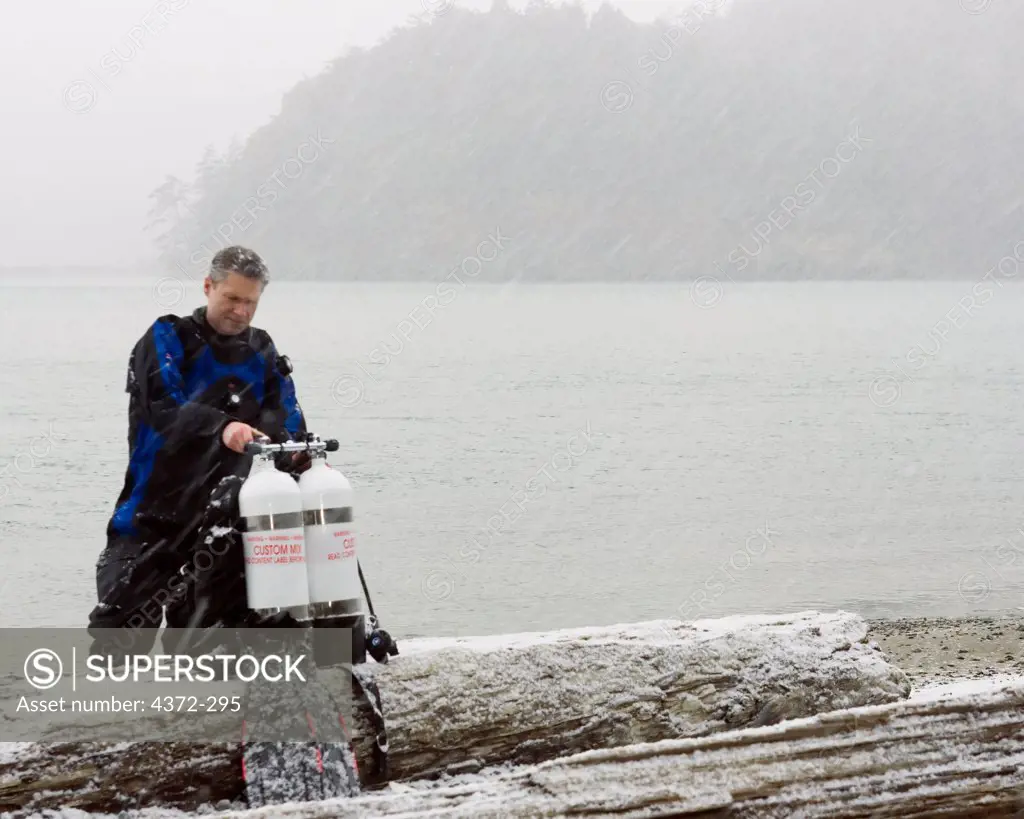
left=88, top=246, right=311, bottom=655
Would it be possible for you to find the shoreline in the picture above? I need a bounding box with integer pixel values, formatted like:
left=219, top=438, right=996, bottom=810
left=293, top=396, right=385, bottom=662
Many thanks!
left=866, top=612, right=1024, bottom=687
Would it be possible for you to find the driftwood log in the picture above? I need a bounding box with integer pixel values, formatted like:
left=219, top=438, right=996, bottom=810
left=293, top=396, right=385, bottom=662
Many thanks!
left=231, top=675, right=1024, bottom=818
left=0, top=611, right=910, bottom=814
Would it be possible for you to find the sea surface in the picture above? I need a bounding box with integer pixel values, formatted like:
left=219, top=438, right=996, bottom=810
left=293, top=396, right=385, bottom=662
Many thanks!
left=1, top=276, right=1023, bottom=636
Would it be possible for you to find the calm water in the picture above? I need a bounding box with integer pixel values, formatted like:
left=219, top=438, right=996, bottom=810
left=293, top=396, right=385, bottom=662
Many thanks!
left=2, top=277, right=1023, bottom=635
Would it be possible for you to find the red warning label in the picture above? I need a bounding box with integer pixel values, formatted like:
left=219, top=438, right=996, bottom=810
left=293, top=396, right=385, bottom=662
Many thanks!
left=327, top=531, right=356, bottom=560
left=244, top=533, right=305, bottom=564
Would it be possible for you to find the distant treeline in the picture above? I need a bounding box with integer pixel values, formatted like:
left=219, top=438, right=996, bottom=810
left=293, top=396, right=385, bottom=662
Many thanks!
left=146, top=0, right=1024, bottom=282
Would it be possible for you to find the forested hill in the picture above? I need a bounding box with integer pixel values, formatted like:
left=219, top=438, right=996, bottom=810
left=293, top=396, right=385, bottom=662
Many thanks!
left=147, top=0, right=1024, bottom=282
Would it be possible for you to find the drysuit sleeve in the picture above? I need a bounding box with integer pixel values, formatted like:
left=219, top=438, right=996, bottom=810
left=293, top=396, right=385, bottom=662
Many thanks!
left=259, top=340, right=309, bottom=472
left=128, top=319, right=232, bottom=449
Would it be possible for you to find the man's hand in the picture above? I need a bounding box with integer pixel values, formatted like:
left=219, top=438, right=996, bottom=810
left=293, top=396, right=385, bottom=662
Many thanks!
left=222, top=422, right=267, bottom=453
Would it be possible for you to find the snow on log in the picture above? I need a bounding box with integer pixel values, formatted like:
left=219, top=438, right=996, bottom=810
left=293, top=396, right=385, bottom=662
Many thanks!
left=352, top=609, right=910, bottom=781
left=204, top=675, right=1024, bottom=818
left=0, top=611, right=910, bottom=814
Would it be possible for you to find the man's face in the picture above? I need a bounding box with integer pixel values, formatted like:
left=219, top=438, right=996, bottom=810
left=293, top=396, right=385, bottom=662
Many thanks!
left=203, top=271, right=263, bottom=335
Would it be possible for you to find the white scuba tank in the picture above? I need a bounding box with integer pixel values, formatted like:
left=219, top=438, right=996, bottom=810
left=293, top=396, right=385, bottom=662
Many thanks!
left=299, top=459, right=361, bottom=606
left=237, top=454, right=310, bottom=615
left=299, top=455, right=368, bottom=665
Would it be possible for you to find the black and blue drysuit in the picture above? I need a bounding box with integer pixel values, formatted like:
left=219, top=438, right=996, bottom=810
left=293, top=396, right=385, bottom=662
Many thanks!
left=87, top=306, right=308, bottom=653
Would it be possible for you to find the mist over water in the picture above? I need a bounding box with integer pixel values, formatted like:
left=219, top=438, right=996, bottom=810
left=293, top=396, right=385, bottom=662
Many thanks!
left=2, top=278, right=1022, bottom=634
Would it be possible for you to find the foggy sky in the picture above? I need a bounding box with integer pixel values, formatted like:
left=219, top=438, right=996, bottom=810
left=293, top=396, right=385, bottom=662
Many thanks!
left=3, top=0, right=688, bottom=270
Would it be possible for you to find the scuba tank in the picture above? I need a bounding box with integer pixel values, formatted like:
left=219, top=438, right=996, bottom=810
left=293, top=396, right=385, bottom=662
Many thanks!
left=298, top=444, right=368, bottom=665
left=237, top=446, right=310, bottom=619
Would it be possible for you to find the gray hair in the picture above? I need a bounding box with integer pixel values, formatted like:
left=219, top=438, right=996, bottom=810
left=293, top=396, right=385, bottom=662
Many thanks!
left=209, top=246, right=270, bottom=286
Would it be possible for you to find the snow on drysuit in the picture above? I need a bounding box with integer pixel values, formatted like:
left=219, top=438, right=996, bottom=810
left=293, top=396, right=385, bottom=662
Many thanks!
left=87, top=305, right=308, bottom=655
